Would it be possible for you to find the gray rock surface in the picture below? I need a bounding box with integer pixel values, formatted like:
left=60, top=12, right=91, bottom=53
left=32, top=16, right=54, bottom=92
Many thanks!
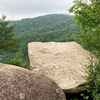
left=0, top=63, right=66, bottom=100
left=28, top=42, right=92, bottom=93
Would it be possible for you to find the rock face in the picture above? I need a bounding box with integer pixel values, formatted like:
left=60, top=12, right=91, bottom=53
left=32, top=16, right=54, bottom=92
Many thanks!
left=0, top=63, right=66, bottom=100
left=28, top=42, right=92, bottom=94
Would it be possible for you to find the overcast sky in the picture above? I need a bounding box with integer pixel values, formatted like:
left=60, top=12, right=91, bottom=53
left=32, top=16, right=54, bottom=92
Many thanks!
left=0, top=0, right=74, bottom=20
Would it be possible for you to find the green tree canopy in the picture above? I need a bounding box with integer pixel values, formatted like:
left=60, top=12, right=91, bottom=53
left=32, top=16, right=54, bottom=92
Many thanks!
left=69, top=0, right=100, bottom=56
left=69, top=0, right=100, bottom=99
left=0, top=15, right=20, bottom=55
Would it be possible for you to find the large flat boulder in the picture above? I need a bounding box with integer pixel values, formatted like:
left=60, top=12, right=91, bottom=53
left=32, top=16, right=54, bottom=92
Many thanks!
left=0, top=63, right=66, bottom=100
left=28, top=42, right=91, bottom=93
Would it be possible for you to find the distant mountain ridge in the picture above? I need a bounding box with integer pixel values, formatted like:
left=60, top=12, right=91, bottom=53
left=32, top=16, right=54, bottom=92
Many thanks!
left=1, top=14, right=81, bottom=63
left=10, top=14, right=75, bottom=37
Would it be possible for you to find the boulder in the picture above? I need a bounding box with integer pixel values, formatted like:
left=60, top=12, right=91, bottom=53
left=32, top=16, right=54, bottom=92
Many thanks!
left=28, top=42, right=92, bottom=93
left=0, top=63, right=66, bottom=100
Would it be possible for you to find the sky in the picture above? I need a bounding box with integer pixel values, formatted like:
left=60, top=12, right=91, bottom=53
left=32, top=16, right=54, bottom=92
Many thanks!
left=0, top=0, right=75, bottom=20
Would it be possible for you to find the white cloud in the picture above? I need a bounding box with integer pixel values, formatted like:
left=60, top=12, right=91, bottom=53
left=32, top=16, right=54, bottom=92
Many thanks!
left=0, top=0, right=74, bottom=20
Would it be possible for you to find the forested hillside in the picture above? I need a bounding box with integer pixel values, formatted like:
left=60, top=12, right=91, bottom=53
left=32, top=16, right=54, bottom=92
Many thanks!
left=0, top=14, right=81, bottom=66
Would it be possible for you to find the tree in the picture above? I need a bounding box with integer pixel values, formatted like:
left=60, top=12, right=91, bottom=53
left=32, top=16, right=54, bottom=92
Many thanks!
left=69, top=0, right=100, bottom=57
left=0, top=15, right=20, bottom=55
left=69, top=0, right=100, bottom=99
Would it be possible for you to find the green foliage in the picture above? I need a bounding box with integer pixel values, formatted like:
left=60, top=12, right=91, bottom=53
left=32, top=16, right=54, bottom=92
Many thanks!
left=0, top=14, right=81, bottom=63
left=80, top=93, right=89, bottom=100
left=0, top=15, right=20, bottom=55
left=6, top=59, right=29, bottom=69
left=69, top=0, right=100, bottom=100
left=69, top=0, right=100, bottom=58
left=92, top=78, right=100, bottom=100
left=84, top=55, right=100, bottom=100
